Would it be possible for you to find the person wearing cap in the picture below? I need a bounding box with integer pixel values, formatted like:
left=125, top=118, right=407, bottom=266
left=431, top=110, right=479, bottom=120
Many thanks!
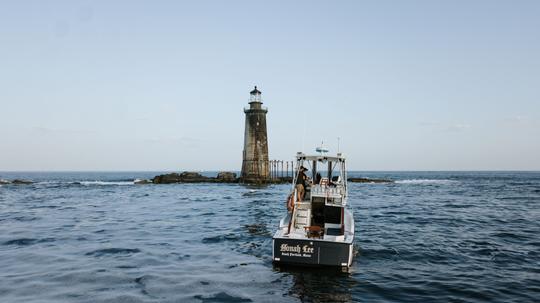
left=295, top=166, right=308, bottom=201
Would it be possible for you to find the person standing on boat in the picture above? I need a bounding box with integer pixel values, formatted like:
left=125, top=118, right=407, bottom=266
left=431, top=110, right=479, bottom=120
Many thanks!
left=296, top=166, right=308, bottom=201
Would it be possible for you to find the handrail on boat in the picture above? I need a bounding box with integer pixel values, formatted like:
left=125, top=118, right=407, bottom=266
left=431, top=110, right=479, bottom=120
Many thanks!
left=287, top=188, right=297, bottom=235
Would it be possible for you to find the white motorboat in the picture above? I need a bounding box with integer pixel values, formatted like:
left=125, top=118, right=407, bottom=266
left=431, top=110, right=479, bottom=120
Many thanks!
left=272, top=151, right=354, bottom=268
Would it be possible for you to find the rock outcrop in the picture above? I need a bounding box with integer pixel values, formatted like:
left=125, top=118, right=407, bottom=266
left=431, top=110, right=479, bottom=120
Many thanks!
left=11, top=179, right=34, bottom=185
left=150, top=171, right=298, bottom=184
left=216, top=172, right=237, bottom=182
left=151, top=171, right=241, bottom=184
left=0, top=179, right=11, bottom=185
left=347, top=177, right=393, bottom=183
left=153, top=172, right=211, bottom=184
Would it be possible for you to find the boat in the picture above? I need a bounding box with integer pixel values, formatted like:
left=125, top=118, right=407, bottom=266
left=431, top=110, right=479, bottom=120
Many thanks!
left=272, top=151, right=354, bottom=268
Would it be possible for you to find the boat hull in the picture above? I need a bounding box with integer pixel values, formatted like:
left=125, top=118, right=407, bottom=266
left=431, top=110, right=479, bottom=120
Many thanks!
left=272, top=237, right=353, bottom=267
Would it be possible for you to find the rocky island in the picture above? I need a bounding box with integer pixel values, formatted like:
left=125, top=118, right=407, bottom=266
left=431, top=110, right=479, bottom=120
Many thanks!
left=150, top=172, right=239, bottom=184
left=148, top=172, right=391, bottom=184
left=0, top=174, right=392, bottom=186
left=347, top=177, right=393, bottom=183
left=0, top=179, right=34, bottom=185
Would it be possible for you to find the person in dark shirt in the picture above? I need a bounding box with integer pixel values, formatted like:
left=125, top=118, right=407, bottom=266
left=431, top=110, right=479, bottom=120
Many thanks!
left=296, top=166, right=308, bottom=201
left=315, top=172, right=322, bottom=185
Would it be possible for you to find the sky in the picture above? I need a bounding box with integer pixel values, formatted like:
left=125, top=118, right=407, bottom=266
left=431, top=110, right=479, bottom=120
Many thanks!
left=0, top=0, right=539, bottom=171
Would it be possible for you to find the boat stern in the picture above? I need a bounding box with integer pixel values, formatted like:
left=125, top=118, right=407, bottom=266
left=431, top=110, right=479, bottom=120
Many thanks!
left=272, top=236, right=353, bottom=267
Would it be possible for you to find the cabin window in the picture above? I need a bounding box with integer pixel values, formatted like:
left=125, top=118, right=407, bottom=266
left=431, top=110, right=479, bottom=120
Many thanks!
left=324, top=206, right=341, bottom=224
left=327, top=197, right=342, bottom=204
left=312, top=196, right=325, bottom=203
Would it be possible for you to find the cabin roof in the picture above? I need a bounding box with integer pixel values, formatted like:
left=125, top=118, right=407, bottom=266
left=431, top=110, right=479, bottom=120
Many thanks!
left=296, top=153, right=346, bottom=162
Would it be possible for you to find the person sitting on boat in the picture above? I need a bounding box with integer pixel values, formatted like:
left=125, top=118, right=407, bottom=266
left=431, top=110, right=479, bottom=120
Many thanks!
left=296, top=166, right=308, bottom=201
left=329, top=175, right=340, bottom=186
left=286, top=193, right=294, bottom=212
left=315, top=172, right=322, bottom=185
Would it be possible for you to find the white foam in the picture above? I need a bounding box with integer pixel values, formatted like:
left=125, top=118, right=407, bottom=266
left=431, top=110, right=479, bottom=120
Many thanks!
left=395, top=179, right=458, bottom=185
left=79, top=181, right=134, bottom=186
left=36, top=181, right=62, bottom=185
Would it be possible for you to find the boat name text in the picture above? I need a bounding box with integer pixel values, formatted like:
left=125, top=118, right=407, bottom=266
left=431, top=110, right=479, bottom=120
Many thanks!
left=280, top=244, right=314, bottom=254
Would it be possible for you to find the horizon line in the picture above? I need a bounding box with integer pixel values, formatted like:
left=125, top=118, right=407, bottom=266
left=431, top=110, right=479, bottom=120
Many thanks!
left=1, top=169, right=540, bottom=173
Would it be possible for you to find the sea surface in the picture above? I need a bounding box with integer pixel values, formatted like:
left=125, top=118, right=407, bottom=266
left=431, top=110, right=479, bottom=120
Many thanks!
left=0, top=171, right=539, bottom=303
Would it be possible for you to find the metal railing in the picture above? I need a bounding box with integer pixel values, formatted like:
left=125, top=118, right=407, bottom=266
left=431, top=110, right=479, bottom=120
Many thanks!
left=268, top=160, right=294, bottom=180
left=241, top=159, right=294, bottom=183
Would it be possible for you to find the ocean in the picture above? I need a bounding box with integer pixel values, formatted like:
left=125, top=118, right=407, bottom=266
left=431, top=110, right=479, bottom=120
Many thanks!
left=0, top=171, right=539, bottom=302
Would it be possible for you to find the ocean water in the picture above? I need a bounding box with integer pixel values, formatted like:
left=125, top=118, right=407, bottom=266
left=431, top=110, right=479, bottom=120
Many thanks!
left=0, top=171, right=539, bottom=303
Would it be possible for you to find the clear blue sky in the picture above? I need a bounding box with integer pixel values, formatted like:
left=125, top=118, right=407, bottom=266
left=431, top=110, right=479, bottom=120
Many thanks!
left=1, top=1, right=539, bottom=171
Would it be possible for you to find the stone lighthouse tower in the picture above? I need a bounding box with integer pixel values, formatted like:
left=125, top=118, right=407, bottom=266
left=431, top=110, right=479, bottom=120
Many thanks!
left=241, top=86, right=269, bottom=183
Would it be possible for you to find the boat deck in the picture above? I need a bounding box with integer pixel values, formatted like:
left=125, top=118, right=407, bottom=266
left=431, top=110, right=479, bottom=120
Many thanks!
left=274, top=208, right=355, bottom=244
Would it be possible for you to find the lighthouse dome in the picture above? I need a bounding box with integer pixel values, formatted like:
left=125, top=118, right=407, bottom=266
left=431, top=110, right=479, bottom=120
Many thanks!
left=250, top=86, right=262, bottom=95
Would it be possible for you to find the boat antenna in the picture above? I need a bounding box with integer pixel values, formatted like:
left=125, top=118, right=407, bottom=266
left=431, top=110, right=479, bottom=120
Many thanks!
left=301, top=107, right=307, bottom=153
left=337, top=137, right=340, bottom=153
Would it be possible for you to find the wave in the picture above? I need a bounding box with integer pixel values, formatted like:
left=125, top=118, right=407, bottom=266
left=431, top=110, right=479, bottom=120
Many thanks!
left=201, top=233, right=240, bottom=243
left=32, top=180, right=135, bottom=186
left=85, top=248, right=141, bottom=257
left=395, top=179, right=458, bottom=185
left=193, top=292, right=252, bottom=303
left=3, top=237, right=55, bottom=246
left=75, top=181, right=135, bottom=186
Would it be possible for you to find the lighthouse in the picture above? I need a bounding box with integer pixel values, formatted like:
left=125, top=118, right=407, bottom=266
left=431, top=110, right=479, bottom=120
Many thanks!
left=241, top=86, right=270, bottom=183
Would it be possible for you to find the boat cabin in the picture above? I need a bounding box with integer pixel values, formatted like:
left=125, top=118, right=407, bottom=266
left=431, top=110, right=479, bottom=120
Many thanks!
left=287, top=152, right=349, bottom=240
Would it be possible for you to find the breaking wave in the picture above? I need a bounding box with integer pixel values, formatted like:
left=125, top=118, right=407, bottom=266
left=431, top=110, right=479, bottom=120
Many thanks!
left=76, top=181, right=134, bottom=186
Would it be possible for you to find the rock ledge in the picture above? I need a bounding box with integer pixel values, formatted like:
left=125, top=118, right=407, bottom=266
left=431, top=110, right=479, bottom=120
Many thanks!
left=152, top=172, right=239, bottom=184
left=347, top=177, right=393, bottom=183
